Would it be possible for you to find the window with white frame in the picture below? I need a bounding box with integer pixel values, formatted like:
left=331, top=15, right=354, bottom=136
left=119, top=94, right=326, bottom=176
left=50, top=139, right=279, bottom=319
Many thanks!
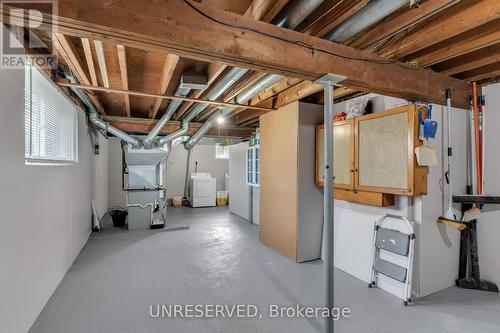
left=215, top=144, right=229, bottom=159
left=246, top=145, right=260, bottom=187
left=25, top=64, right=78, bottom=164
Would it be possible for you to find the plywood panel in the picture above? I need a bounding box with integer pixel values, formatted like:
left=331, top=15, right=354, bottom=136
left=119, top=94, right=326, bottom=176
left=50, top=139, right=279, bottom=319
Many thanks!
left=259, top=102, right=299, bottom=261
left=357, top=111, right=409, bottom=189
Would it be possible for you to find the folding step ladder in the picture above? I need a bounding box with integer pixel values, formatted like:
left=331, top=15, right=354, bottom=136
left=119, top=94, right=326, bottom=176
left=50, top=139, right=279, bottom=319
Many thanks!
left=369, top=214, right=415, bottom=306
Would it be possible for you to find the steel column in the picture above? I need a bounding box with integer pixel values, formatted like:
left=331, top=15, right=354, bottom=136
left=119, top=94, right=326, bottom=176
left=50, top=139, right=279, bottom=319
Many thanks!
left=324, top=83, right=334, bottom=333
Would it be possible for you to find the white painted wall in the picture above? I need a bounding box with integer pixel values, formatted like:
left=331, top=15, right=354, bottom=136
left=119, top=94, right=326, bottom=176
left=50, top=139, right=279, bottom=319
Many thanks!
left=165, top=143, right=228, bottom=198
left=477, top=83, right=500, bottom=286
left=331, top=93, right=470, bottom=296
left=107, top=139, right=229, bottom=207
left=228, top=142, right=251, bottom=220
left=93, top=133, right=109, bottom=218
left=0, top=64, right=96, bottom=332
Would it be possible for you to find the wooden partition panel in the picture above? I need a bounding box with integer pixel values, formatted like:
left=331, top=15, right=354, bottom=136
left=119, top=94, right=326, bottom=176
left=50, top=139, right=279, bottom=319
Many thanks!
left=259, top=102, right=299, bottom=261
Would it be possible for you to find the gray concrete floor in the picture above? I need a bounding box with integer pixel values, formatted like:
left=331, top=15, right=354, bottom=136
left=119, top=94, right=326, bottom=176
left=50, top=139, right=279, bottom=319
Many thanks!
left=30, top=206, right=500, bottom=333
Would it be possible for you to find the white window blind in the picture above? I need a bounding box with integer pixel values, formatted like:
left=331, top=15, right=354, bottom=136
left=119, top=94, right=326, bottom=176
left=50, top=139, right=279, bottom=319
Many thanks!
left=25, top=64, right=78, bottom=164
left=215, top=144, right=229, bottom=159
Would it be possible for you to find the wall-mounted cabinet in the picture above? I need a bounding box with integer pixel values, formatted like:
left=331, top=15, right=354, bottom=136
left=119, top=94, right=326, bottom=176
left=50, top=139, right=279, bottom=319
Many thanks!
left=316, top=104, right=428, bottom=204
left=316, top=119, right=355, bottom=190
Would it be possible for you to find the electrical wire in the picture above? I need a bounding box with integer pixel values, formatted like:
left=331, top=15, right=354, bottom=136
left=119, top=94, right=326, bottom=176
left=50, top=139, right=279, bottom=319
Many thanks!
left=183, top=0, right=405, bottom=66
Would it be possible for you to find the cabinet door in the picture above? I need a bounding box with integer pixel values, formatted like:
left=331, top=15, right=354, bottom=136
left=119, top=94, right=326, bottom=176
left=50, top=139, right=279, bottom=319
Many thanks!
left=355, top=105, right=426, bottom=195
left=315, top=120, right=354, bottom=189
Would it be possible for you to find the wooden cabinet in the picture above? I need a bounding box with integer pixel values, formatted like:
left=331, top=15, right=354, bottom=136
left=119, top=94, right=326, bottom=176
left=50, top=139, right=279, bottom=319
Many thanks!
left=316, top=119, right=355, bottom=190
left=315, top=104, right=428, bottom=203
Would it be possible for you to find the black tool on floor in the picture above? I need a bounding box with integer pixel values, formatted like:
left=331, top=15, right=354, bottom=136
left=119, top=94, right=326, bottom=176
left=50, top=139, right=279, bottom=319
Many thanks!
left=453, top=194, right=500, bottom=292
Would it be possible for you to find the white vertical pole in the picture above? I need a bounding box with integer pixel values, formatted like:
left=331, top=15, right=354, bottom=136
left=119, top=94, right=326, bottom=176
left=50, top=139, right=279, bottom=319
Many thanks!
left=324, top=83, right=334, bottom=333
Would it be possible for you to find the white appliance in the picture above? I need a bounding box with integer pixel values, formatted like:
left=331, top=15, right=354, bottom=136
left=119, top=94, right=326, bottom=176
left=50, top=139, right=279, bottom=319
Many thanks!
left=189, top=172, right=216, bottom=207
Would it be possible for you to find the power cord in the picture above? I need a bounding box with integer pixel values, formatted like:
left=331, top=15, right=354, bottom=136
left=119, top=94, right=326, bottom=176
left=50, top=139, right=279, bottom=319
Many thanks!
left=183, top=0, right=407, bottom=67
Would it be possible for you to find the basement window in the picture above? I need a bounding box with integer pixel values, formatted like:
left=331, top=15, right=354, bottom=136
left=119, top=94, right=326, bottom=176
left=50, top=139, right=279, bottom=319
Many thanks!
left=24, top=64, right=78, bottom=165
left=215, top=144, right=229, bottom=159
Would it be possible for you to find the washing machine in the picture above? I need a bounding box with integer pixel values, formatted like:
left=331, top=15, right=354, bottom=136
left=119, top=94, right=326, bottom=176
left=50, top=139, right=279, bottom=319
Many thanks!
left=189, top=172, right=216, bottom=207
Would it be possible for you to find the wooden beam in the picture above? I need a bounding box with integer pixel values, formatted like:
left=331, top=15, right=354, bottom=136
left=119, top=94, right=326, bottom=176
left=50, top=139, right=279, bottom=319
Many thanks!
left=93, top=40, right=109, bottom=88
left=380, top=0, right=500, bottom=59
left=226, top=77, right=302, bottom=119
left=81, top=37, right=98, bottom=86
left=247, top=0, right=289, bottom=22
left=435, top=44, right=500, bottom=76
left=57, top=82, right=277, bottom=112
left=150, top=53, right=179, bottom=119
left=116, top=44, right=130, bottom=117
left=3, top=0, right=472, bottom=107
left=51, top=33, right=105, bottom=114
left=234, top=83, right=361, bottom=124
left=196, top=0, right=292, bottom=122
left=347, top=0, right=460, bottom=50
left=296, top=0, right=369, bottom=38
left=249, top=77, right=302, bottom=106
left=234, top=80, right=323, bottom=125
left=52, top=33, right=90, bottom=85
left=456, top=62, right=500, bottom=82
left=411, top=20, right=500, bottom=67
left=102, top=116, right=255, bottom=138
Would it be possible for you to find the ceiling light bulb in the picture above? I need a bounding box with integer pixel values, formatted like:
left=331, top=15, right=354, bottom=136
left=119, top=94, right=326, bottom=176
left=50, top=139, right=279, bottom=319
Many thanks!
left=217, top=116, right=225, bottom=124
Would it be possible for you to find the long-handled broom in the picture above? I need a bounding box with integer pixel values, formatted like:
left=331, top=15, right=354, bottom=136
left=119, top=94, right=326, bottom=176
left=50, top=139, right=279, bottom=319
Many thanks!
left=438, top=89, right=481, bottom=229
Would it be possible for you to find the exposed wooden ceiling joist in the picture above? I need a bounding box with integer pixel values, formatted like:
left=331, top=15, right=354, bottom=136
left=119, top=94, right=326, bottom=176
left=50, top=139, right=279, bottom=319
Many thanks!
left=410, top=19, right=500, bottom=67
left=103, top=116, right=255, bottom=138
left=5, top=0, right=471, bottom=108
left=93, top=40, right=110, bottom=88
left=234, top=80, right=323, bottom=125
left=194, top=0, right=291, bottom=122
left=295, top=0, right=369, bottom=38
left=51, top=32, right=105, bottom=114
left=57, top=82, right=277, bottom=112
left=380, top=0, right=500, bottom=60
left=456, top=62, right=500, bottom=82
left=246, top=0, right=289, bottom=22
left=347, top=0, right=461, bottom=50
left=150, top=53, right=179, bottom=119
left=233, top=81, right=358, bottom=125
left=81, top=37, right=98, bottom=86
left=116, top=44, right=130, bottom=117
left=433, top=43, right=500, bottom=76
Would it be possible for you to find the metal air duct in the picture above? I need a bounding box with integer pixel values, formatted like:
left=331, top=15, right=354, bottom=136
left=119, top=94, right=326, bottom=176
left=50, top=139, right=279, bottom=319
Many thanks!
left=271, top=0, right=325, bottom=29
left=155, top=66, right=249, bottom=146
left=63, top=71, right=141, bottom=147
left=143, top=71, right=208, bottom=147
left=324, top=0, right=409, bottom=43
left=184, top=73, right=283, bottom=149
